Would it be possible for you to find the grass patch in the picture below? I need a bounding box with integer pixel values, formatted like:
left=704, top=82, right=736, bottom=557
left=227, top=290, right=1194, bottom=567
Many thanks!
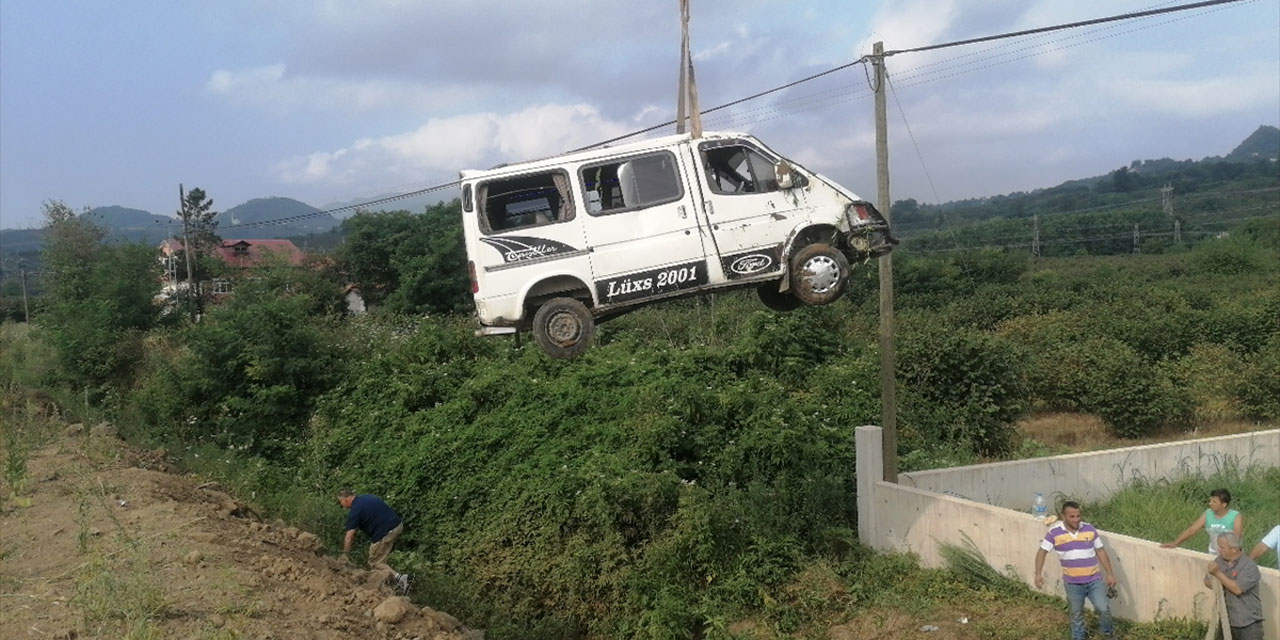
left=720, top=548, right=1208, bottom=640
left=1088, top=464, right=1280, bottom=566
left=74, top=551, right=169, bottom=631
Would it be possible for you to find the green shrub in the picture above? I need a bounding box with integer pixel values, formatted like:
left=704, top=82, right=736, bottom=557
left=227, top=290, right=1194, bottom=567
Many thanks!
left=305, top=322, right=867, bottom=639
left=1077, top=338, right=1190, bottom=438
left=897, top=326, right=1027, bottom=455
left=1187, top=235, right=1272, bottom=276
left=164, top=286, right=343, bottom=459
left=1159, top=343, right=1245, bottom=421
left=1238, top=335, right=1280, bottom=420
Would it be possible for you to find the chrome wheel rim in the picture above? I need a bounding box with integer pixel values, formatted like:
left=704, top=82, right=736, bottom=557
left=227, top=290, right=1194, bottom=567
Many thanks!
left=801, top=255, right=840, bottom=293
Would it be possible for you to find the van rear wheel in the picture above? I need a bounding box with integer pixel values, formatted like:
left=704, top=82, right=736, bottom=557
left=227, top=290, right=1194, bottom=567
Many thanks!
left=757, top=283, right=802, bottom=311
left=789, top=243, right=850, bottom=306
left=532, top=297, right=595, bottom=359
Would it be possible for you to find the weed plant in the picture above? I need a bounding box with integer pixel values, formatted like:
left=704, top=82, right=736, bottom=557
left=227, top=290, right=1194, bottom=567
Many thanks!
left=1088, top=464, right=1280, bottom=566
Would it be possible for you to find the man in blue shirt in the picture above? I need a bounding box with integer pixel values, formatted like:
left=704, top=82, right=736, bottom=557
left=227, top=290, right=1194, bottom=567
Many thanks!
left=337, top=488, right=409, bottom=593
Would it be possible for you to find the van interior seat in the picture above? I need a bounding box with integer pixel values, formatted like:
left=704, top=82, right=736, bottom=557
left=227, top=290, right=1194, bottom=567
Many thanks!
left=617, top=161, right=638, bottom=208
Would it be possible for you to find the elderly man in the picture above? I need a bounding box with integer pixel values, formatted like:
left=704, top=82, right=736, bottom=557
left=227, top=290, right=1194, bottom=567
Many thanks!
left=337, top=488, right=410, bottom=593
left=1034, top=501, right=1118, bottom=640
left=1205, top=532, right=1264, bottom=640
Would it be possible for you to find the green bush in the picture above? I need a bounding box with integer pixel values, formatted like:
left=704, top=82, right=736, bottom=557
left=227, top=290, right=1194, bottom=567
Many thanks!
left=1238, top=335, right=1280, bottom=420
left=153, top=285, right=343, bottom=459
left=1076, top=338, right=1190, bottom=438
left=896, top=325, right=1027, bottom=455
left=1159, top=343, right=1245, bottom=421
left=304, top=321, right=868, bottom=639
left=37, top=243, right=163, bottom=390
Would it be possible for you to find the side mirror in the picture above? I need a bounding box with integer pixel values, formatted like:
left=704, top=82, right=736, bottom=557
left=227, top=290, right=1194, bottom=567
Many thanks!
left=775, top=160, right=795, bottom=190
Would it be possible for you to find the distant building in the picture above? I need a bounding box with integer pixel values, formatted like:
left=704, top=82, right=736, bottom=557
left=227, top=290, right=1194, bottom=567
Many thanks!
left=158, top=238, right=305, bottom=298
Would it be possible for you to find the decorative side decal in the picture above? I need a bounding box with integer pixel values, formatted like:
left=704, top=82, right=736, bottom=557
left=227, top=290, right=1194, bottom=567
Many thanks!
left=720, top=245, right=783, bottom=280
left=479, top=236, right=579, bottom=264
left=596, top=260, right=709, bottom=305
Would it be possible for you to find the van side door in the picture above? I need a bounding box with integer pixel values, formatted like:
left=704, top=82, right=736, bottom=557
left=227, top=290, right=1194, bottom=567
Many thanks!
left=693, top=139, right=808, bottom=282
left=578, top=149, right=710, bottom=307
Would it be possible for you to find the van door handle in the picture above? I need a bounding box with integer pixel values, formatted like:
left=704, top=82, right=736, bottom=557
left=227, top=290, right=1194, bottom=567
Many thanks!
left=678, top=205, right=688, bottom=219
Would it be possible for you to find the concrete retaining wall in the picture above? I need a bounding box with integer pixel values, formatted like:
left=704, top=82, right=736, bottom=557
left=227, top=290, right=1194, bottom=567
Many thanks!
left=897, top=429, right=1280, bottom=510
left=856, top=426, right=1280, bottom=638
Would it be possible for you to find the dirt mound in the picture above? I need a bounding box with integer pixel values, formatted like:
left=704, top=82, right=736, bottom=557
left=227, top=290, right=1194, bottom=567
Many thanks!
left=1, top=429, right=481, bottom=640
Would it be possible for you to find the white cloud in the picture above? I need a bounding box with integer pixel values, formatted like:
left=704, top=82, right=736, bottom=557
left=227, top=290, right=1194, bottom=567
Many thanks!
left=694, top=41, right=731, bottom=61
left=1100, top=70, right=1280, bottom=118
left=273, top=103, right=633, bottom=187
left=205, top=64, right=477, bottom=114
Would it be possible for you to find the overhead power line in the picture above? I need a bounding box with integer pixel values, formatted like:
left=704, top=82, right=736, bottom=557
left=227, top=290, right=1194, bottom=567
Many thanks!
left=231, top=0, right=1257, bottom=232
left=884, top=0, right=1250, bottom=56
left=221, top=181, right=460, bottom=230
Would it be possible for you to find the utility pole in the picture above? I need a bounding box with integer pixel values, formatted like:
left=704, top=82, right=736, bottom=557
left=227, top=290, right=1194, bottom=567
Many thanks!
left=872, top=41, right=897, bottom=483
left=675, top=0, right=703, bottom=138
left=20, top=268, right=31, bottom=322
left=1174, top=219, right=1182, bottom=244
left=179, top=184, right=197, bottom=322
left=1032, top=215, right=1041, bottom=258
left=1132, top=223, right=1140, bottom=254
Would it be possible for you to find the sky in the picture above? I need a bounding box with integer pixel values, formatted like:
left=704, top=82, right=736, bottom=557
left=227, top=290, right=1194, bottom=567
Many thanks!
left=1, top=0, right=1277, bottom=230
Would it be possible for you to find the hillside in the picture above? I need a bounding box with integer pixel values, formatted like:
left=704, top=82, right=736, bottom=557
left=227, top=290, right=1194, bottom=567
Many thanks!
left=1227, top=124, right=1280, bottom=162
left=1, top=421, right=481, bottom=640
left=219, top=197, right=339, bottom=240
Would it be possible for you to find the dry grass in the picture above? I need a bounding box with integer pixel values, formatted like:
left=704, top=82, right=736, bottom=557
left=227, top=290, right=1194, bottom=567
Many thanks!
left=1018, top=412, right=1271, bottom=452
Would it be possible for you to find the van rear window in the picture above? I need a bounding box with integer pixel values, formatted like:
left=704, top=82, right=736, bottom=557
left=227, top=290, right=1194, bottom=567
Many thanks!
left=581, top=151, right=683, bottom=215
left=477, top=171, right=574, bottom=234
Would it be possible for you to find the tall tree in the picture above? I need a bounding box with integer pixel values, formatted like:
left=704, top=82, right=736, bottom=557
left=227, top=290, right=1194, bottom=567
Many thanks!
left=179, top=187, right=220, bottom=253
left=335, top=200, right=470, bottom=315
left=39, top=199, right=161, bottom=388
left=42, top=199, right=105, bottom=301
left=177, top=187, right=221, bottom=317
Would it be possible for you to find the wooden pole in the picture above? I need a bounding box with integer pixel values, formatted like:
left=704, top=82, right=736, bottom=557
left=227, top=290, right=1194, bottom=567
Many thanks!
left=873, top=42, right=897, bottom=483
left=179, top=184, right=197, bottom=323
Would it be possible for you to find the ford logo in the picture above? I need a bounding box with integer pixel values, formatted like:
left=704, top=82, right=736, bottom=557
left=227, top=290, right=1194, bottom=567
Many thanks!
left=730, top=254, right=772, bottom=275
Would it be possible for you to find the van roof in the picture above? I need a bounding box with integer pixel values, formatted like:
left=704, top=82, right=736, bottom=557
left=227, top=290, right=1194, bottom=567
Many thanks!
left=458, top=130, right=752, bottom=181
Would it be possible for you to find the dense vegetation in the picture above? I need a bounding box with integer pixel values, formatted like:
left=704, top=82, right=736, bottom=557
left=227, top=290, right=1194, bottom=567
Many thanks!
left=2, top=158, right=1277, bottom=637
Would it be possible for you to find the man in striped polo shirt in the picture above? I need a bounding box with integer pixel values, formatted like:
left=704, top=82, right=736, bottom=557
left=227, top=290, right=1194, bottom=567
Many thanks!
left=1034, top=501, right=1118, bottom=640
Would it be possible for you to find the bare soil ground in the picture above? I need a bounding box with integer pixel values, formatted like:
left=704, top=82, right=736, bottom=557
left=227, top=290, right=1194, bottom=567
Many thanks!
left=1, top=427, right=480, bottom=640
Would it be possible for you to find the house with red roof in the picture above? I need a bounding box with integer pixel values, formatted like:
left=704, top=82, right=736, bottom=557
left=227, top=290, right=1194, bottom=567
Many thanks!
left=158, top=238, right=306, bottom=297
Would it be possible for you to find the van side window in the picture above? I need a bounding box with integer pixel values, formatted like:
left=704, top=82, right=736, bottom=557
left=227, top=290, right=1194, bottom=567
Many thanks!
left=701, top=144, right=779, bottom=195
left=581, top=151, right=683, bottom=215
left=477, top=171, right=574, bottom=234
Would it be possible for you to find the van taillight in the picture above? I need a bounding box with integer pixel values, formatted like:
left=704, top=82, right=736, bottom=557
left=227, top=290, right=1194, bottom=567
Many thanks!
left=468, top=260, right=478, bottom=294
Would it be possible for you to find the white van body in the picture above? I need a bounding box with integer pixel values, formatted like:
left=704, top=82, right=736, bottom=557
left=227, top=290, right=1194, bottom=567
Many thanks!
left=459, top=131, right=894, bottom=358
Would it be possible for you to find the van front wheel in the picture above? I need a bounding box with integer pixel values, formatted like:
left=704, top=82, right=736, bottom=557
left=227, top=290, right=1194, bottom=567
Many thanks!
left=789, top=243, right=850, bottom=306
left=532, top=298, right=595, bottom=359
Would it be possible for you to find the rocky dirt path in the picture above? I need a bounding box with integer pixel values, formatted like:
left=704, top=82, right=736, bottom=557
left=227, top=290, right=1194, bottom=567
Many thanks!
left=1, top=424, right=481, bottom=640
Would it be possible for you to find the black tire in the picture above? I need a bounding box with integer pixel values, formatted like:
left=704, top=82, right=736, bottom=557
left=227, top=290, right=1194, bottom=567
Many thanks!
left=789, top=242, right=850, bottom=306
left=757, top=282, right=802, bottom=312
left=531, top=297, right=595, bottom=359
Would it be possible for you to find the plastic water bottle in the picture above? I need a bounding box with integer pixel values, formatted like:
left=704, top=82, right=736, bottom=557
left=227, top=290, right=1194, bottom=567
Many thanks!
left=1032, top=492, right=1048, bottom=521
